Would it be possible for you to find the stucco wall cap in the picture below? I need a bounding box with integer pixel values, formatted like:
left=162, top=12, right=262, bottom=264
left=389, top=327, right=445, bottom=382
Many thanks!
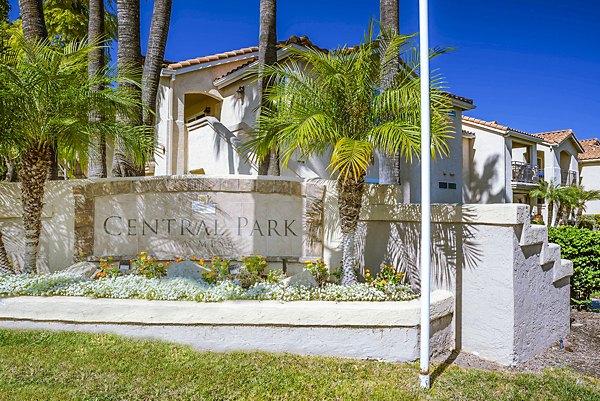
left=0, top=291, right=453, bottom=328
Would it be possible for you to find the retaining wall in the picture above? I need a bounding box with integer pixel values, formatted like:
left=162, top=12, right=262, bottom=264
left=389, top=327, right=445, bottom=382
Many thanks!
left=0, top=291, right=454, bottom=362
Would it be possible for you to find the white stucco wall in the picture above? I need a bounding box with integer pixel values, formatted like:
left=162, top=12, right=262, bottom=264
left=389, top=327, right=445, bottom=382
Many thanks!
left=0, top=181, right=76, bottom=273
left=539, top=139, right=580, bottom=185
left=580, top=161, right=600, bottom=215
left=0, top=293, right=455, bottom=362
left=322, top=185, right=571, bottom=364
left=461, top=124, right=510, bottom=203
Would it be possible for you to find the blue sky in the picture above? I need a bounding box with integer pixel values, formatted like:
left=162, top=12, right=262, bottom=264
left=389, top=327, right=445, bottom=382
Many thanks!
left=8, top=1, right=600, bottom=139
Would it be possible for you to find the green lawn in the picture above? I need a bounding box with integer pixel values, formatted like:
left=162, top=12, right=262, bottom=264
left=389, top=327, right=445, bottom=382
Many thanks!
left=0, top=330, right=598, bottom=401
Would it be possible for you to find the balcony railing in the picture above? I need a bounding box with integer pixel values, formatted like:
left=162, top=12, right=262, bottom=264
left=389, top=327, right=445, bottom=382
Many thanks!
left=512, top=161, right=540, bottom=184
left=560, top=169, right=577, bottom=186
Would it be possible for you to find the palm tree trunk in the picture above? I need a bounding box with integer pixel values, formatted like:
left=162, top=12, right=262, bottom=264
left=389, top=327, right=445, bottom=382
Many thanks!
left=112, top=0, right=142, bottom=177
left=547, top=201, right=554, bottom=227
left=87, top=0, right=107, bottom=178
left=142, top=0, right=172, bottom=128
left=19, top=143, right=51, bottom=274
left=257, top=0, right=278, bottom=176
left=0, top=229, right=13, bottom=274
left=554, top=203, right=562, bottom=227
left=576, top=206, right=584, bottom=227
left=17, top=0, right=47, bottom=41
left=378, top=0, right=400, bottom=184
left=337, top=174, right=366, bottom=285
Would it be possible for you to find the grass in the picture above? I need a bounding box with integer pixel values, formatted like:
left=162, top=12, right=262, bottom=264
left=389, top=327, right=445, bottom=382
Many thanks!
left=0, top=330, right=598, bottom=401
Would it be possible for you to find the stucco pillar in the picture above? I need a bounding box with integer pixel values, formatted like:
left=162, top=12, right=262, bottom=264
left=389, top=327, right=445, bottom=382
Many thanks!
left=504, top=138, right=513, bottom=203
left=529, top=144, right=537, bottom=170
left=175, top=92, right=186, bottom=175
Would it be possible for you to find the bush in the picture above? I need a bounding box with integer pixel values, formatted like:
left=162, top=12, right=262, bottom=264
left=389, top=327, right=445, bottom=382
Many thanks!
left=199, top=257, right=231, bottom=284
left=365, top=264, right=405, bottom=291
left=548, top=227, right=600, bottom=302
left=241, top=255, right=267, bottom=275
left=131, top=252, right=167, bottom=279
left=266, top=269, right=286, bottom=284
left=303, top=258, right=329, bottom=287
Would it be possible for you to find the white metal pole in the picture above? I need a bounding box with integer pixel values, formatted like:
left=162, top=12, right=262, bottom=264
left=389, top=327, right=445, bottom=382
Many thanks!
left=418, top=0, right=432, bottom=390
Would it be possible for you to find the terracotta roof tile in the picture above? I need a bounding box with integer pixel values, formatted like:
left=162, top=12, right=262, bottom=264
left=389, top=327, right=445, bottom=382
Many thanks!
left=166, top=36, right=322, bottom=71
left=214, top=57, right=258, bottom=82
left=533, top=129, right=573, bottom=144
left=579, top=138, right=600, bottom=161
left=462, top=115, right=537, bottom=138
left=447, top=93, right=474, bottom=105
left=534, top=129, right=584, bottom=152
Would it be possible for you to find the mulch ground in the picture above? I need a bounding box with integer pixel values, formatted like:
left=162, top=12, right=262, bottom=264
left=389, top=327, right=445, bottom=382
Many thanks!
left=433, top=310, right=600, bottom=378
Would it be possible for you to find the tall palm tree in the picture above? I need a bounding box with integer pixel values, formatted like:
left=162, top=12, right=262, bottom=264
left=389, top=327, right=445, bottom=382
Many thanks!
left=257, top=0, right=278, bottom=176
left=142, top=0, right=172, bottom=129
left=530, top=180, right=561, bottom=227
left=87, top=0, right=107, bottom=178
left=112, top=0, right=142, bottom=177
left=378, top=0, right=400, bottom=184
left=0, top=35, right=153, bottom=273
left=248, top=30, right=452, bottom=285
left=17, top=0, right=47, bottom=41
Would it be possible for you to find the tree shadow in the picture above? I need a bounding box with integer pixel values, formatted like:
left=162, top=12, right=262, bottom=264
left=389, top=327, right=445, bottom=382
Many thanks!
left=464, top=154, right=506, bottom=204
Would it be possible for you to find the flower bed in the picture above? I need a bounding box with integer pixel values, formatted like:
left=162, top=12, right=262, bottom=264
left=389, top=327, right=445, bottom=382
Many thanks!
left=0, top=273, right=417, bottom=302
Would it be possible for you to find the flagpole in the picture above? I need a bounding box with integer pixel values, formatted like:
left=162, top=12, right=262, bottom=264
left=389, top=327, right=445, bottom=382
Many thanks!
left=418, top=0, right=432, bottom=390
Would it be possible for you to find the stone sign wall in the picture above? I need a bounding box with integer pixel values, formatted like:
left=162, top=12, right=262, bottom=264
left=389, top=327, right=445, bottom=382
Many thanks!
left=73, top=176, right=325, bottom=262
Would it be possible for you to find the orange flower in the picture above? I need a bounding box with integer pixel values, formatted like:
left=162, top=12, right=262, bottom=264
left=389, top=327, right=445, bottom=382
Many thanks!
left=95, top=271, right=107, bottom=279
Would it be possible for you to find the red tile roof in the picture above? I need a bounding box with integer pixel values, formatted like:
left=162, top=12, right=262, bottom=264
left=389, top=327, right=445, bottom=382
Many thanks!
left=214, top=57, right=258, bottom=82
left=579, top=138, right=600, bottom=161
left=166, top=36, right=322, bottom=70
left=462, top=116, right=537, bottom=138
left=447, top=93, right=474, bottom=105
left=533, top=129, right=573, bottom=144
left=534, top=129, right=584, bottom=152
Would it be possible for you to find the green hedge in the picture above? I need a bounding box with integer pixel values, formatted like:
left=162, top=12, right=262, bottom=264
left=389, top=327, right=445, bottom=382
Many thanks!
left=548, top=226, right=600, bottom=303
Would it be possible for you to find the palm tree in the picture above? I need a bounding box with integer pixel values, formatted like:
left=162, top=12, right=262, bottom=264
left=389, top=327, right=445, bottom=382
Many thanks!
left=0, top=35, right=153, bottom=273
left=16, top=0, right=66, bottom=180
left=87, top=0, right=107, bottom=178
left=17, top=0, right=47, bottom=41
left=112, top=0, right=142, bottom=177
left=378, top=0, right=400, bottom=184
left=257, top=0, right=278, bottom=176
left=555, top=185, right=578, bottom=226
left=530, top=180, right=561, bottom=226
left=142, top=0, right=172, bottom=129
left=248, top=30, right=452, bottom=285
left=570, top=185, right=600, bottom=226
